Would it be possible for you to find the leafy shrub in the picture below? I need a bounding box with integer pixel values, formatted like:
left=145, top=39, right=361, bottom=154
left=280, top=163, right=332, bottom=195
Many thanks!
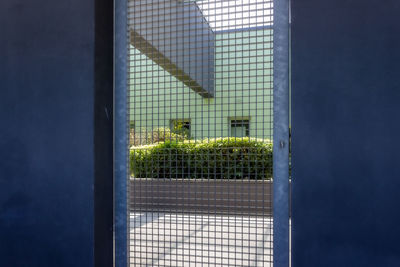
left=130, top=127, right=186, bottom=146
left=130, top=137, right=272, bottom=180
left=171, top=120, right=191, bottom=139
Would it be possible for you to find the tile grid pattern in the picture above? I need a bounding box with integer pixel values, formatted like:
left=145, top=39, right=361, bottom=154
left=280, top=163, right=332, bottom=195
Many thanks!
left=130, top=213, right=273, bottom=266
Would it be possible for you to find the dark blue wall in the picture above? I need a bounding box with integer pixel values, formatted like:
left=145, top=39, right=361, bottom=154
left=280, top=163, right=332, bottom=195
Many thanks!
left=0, top=0, right=113, bottom=266
left=292, top=0, right=400, bottom=266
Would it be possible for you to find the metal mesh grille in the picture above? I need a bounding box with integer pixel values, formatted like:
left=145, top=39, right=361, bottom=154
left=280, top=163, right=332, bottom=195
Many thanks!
left=128, top=0, right=274, bottom=265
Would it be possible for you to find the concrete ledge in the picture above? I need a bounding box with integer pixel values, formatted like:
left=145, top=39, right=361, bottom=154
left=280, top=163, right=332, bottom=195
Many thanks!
left=128, top=0, right=215, bottom=97
left=130, top=178, right=272, bottom=215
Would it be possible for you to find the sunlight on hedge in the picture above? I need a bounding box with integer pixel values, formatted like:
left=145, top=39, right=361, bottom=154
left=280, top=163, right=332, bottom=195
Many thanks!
left=130, top=137, right=272, bottom=180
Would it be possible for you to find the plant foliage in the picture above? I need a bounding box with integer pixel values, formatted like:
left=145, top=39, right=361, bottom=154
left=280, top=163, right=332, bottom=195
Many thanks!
left=130, top=127, right=186, bottom=146
left=130, top=137, right=272, bottom=180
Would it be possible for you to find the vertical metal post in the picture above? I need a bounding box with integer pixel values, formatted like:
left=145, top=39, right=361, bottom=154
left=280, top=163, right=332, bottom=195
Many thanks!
left=273, top=0, right=290, bottom=266
left=114, top=0, right=128, bottom=265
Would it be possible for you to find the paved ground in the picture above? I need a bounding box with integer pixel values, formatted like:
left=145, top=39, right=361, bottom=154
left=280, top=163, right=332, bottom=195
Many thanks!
left=130, top=212, right=273, bottom=266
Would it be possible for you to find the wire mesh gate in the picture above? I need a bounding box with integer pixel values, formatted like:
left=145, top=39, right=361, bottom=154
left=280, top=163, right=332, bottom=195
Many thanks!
left=126, top=0, right=284, bottom=266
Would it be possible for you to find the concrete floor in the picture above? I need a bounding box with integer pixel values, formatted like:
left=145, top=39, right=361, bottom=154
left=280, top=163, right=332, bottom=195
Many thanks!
left=130, top=212, right=273, bottom=266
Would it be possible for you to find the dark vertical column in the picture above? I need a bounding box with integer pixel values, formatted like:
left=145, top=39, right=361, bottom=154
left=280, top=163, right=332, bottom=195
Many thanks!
left=94, top=0, right=114, bottom=266
left=0, top=0, right=114, bottom=266
left=292, top=0, right=400, bottom=266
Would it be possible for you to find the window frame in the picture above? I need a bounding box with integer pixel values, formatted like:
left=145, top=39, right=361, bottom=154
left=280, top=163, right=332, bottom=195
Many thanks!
left=229, top=117, right=250, bottom=137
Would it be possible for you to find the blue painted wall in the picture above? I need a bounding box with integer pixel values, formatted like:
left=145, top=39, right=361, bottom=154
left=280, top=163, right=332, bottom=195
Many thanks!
left=0, top=0, right=112, bottom=266
left=292, top=0, right=400, bottom=266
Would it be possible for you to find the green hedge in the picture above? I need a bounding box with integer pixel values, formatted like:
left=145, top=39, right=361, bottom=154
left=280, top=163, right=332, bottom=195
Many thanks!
left=130, top=137, right=272, bottom=180
left=130, top=127, right=186, bottom=146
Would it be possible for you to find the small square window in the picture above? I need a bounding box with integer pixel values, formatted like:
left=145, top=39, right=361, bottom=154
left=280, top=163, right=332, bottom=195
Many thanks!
left=230, top=119, right=250, bottom=137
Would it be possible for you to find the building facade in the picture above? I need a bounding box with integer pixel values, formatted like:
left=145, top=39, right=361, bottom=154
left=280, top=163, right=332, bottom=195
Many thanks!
left=129, top=28, right=273, bottom=141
